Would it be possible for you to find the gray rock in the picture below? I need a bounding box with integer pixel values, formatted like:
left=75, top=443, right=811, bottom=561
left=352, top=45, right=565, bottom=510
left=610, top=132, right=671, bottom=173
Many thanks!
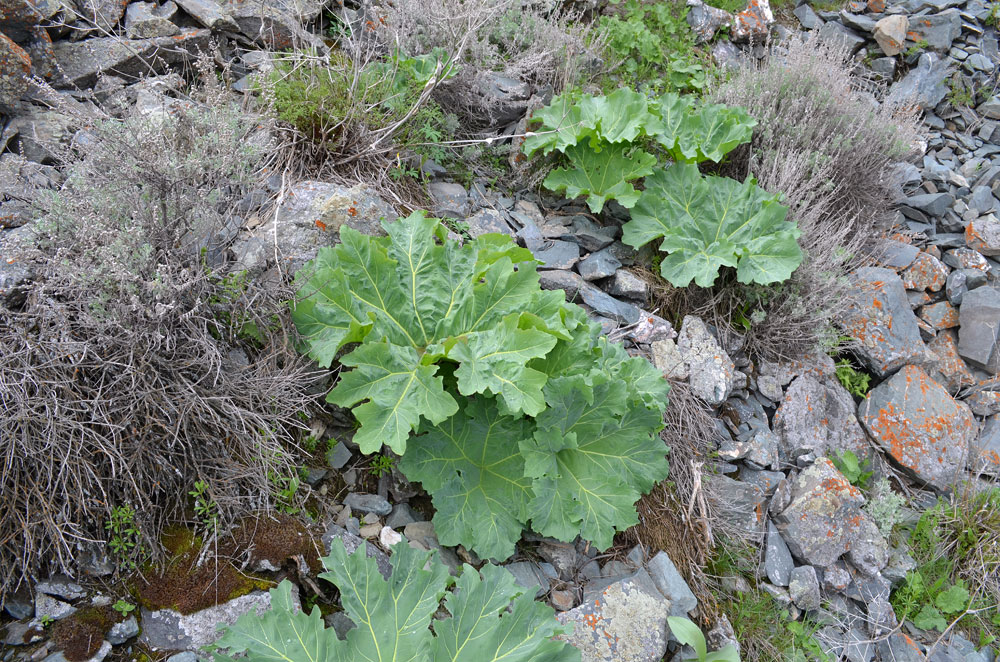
left=533, top=240, right=581, bottom=270
left=172, top=0, right=238, bottom=29
left=52, top=31, right=212, bottom=89
left=904, top=192, right=954, bottom=218
left=472, top=73, right=531, bottom=125
left=819, top=21, right=866, bottom=53
left=651, top=338, right=688, bottom=380
left=3, top=621, right=43, bottom=645
left=705, top=474, right=765, bottom=536
left=794, top=2, right=822, bottom=27
left=3, top=593, right=33, bottom=620
left=788, top=565, right=821, bottom=611
left=888, top=52, right=952, bottom=110
left=577, top=283, right=641, bottom=324
left=876, top=634, right=926, bottom=662
left=559, top=572, right=669, bottom=662
left=859, top=365, right=974, bottom=491
left=774, top=457, right=887, bottom=571
left=969, top=187, right=998, bottom=215
left=839, top=10, right=875, bottom=32
left=324, top=612, right=356, bottom=640
left=606, top=269, right=648, bottom=301
left=577, top=247, right=621, bottom=281
left=874, top=14, right=908, bottom=56
left=537, top=540, right=578, bottom=580
left=402, top=521, right=461, bottom=573
left=504, top=562, right=547, bottom=598
left=686, top=0, right=732, bottom=42
left=139, top=591, right=277, bottom=649
left=676, top=316, right=735, bottom=406
left=9, top=111, right=78, bottom=165
left=326, top=441, right=352, bottom=470
left=385, top=503, right=419, bottom=529
left=75, top=0, right=128, bottom=30
left=764, top=520, right=794, bottom=587
left=959, top=286, right=1000, bottom=371
left=45, top=640, right=112, bottom=662
left=107, top=616, right=139, bottom=644
left=343, top=493, right=391, bottom=516
left=967, top=214, right=1000, bottom=256
left=837, top=267, right=929, bottom=377
left=34, top=594, right=75, bottom=621
left=227, top=0, right=327, bottom=51
left=323, top=523, right=393, bottom=578
left=166, top=653, right=197, bottom=662
left=969, top=414, right=1000, bottom=476
left=35, top=576, right=85, bottom=601
left=427, top=182, right=470, bottom=219
left=906, top=8, right=962, bottom=51
left=233, top=181, right=394, bottom=275
left=124, top=1, right=180, bottom=38
left=773, top=375, right=870, bottom=462
left=979, top=95, right=1000, bottom=120
left=647, top=551, right=697, bottom=618
left=870, top=56, right=897, bottom=79
left=539, top=269, right=585, bottom=302
left=570, top=216, right=618, bottom=252
left=879, top=239, right=920, bottom=268
left=465, top=208, right=513, bottom=238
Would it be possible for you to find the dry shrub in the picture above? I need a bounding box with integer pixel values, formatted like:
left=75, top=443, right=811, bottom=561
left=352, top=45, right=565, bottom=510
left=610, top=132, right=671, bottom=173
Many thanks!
left=0, top=78, right=318, bottom=607
left=694, top=34, right=921, bottom=361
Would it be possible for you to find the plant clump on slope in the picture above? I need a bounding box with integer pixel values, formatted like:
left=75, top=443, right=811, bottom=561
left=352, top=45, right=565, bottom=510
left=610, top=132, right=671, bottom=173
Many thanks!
left=292, top=212, right=670, bottom=560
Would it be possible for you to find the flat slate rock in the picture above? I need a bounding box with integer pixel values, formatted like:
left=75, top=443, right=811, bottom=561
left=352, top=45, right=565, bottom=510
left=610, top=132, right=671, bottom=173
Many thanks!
left=773, top=374, right=870, bottom=463
left=139, top=591, right=276, bottom=650
left=837, top=267, right=930, bottom=378
left=859, top=365, right=975, bottom=491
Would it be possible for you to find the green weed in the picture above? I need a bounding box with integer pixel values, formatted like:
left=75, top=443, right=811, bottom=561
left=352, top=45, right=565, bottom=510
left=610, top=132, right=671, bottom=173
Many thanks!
left=105, top=504, right=145, bottom=570
left=188, top=480, right=218, bottom=530
left=830, top=449, right=873, bottom=489
left=113, top=599, right=136, bottom=617
left=834, top=359, right=870, bottom=397
left=368, top=454, right=394, bottom=479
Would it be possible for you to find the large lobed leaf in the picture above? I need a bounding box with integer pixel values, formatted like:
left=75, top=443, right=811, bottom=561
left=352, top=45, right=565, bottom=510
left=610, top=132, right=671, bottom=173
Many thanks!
left=622, top=163, right=801, bottom=287
left=542, top=143, right=657, bottom=213
left=652, top=93, right=757, bottom=164
left=211, top=539, right=581, bottom=662
left=401, top=310, right=670, bottom=561
left=292, top=212, right=566, bottom=454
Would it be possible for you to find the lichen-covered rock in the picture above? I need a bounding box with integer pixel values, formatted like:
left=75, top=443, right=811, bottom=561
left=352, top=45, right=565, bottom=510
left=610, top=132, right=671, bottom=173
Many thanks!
left=958, top=286, right=1000, bottom=373
left=774, top=457, right=888, bottom=573
left=557, top=574, right=669, bottom=662
left=232, top=181, right=395, bottom=275
left=927, top=331, right=975, bottom=394
left=773, top=375, right=870, bottom=463
left=859, top=365, right=975, bottom=491
left=74, top=0, right=128, bottom=30
left=675, top=316, right=735, bottom=406
left=965, top=214, right=1000, bottom=256
left=837, top=267, right=930, bottom=378
left=901, top=252, right=949, bottom=292
left=919, top=301, right=959, bottom=330
left=970, top=414, right=1000, bottom=476
left=124, top=0, right=180, bottom=37
left=731, top=0, right=772, bottom=43
left=685, top=0, right=731, bottom=43
left=873, top=14, right=907, bottom=56
left=705, top=474, right=765, bottom=536
left=0, top=31, right=31, bottom=111
left=788, top=565, right=821, bottom=611
left=139, top=590, right=279, bottom=650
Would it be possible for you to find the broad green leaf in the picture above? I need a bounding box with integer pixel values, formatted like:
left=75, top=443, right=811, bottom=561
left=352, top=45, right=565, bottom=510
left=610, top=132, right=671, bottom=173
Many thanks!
left=652, top=94, right=756, bottom=164
left=328, top=342, right=458, bottom=454
left=594, top=337, right=672, bottom=411
left=211, top=541, right=579, bottom=662
left=667, top=616, right=708, bottom=661
left=935, top=584, right=970, bottom=614
left=431, top=564, right=580, bottom=662
left=522, top=376, right=668, bottom=549
left=523, top=93, right=587, bottom=156
left=622, top=164, right=801, bottom=287
left=449, top=315, right=557, bottom=416
left=294, top=213, right=569, bottom=453
left=542, top=143, right=657, bottom=213
left=211, top=581, right=338, bottom=662
left=578, top=88, right=663, bottom=147
left=399, top=399, right=535, bottom=560
left=913, top=604, right=948, bottom=631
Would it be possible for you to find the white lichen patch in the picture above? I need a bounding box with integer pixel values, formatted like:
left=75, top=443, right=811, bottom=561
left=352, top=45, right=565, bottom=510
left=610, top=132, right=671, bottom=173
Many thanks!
left=556, top=580, right=669, bottom=662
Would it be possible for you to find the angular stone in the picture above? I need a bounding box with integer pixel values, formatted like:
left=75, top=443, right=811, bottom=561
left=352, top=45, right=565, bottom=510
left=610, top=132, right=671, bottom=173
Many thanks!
left=874, top=14, right=908, bottom=56
left=904, top=192, right=954, bottom=218
left=232, top=181, right=394, bottom=275
left=839, top=10, right=875, bottom=32
left=979, top=95, right=1000, bottom=120
left=876, top=633, right=926, bottom=662
left=943, top=247, right=990, bottom=272
left=793, top=2, right=823, bottom=29
left=107, top=616, right=140, bottom=644
left=905, top=9, right=962, bottom=51
left=901, top=252, right=949, bottom=292
left=879, top=239, right=919, bottom=269
left=36, top=576, right=85, bottom=601
left=773, top=375, right=870, bottom=462
left=676, top=316, right=735, bottom=406
left=172, top=0, right=238, bottom=29
left=919, top=301, right=959, bottom=329
left=325, top=441, right=352, bottom=470
left=887, top=52, right=950, bottom=110
left=970, top=414, right=1000, bottom=476
left=532, top=240, right=580, bottom=270
left=774, top=457, right=887, bottom=572
left=570, top=215, right=618, bottom=251
left=788, top=565, right=821, bottom=611
left=557, top=574, right=669, bottom=662
left=577, top=283, right=640, bottom=324
left=465, top=208, right=514, bottom=239
left=124, top=1, right=180, bottom=37
left=343, top=493, right=391, bottom=516
left=51, top=31, right=211, bottom=89
left=226, top=0, right=326, bottom=50
left=731, top=0, right=773, bottom=43
left=964, top=391, right=1000, bottom=416
left=504, top=562, right=547, bottom=598
left=539, top=269, right=585, bottom=302
left=837, top=267, right=929, bottom=377
left=647, top=551, right=697, bottom=618
left=765, top=520, right=794, bottom=587
left=927, top=331, right=975, bottom=393
left=958, top=286, right=1000, bottom=371
left=75, top=0, right=129, bottom=31
left=385, top=503, right=418, bottom=529
left=651, top=339, right=688, bottom=380
left=819, top=21, right=866, bottom=53
left=966, top=214, right=1000, bottom=256
left=139, top=591, right=277, bottom=649
left=577, top=247, right=621, bottom=281
left=427, top=182, right=470, bottom=219
left=859, top=365, right=975, bottom=491
left=322, top=523, right=392, bottom=578
left=606, top=269, right=648, bottom=301
left=946, top=269, right=969, bottom=305
left=686, top=0, right=732, bottom=43
left=34, top=594, right=75, bottom=621
left=705, top=474, right=765, bottom=536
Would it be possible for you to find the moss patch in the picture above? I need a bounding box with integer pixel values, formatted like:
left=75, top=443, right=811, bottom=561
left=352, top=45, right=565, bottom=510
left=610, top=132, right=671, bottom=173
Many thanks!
left=133, top=526, right=274, bottom=615
left=50, top=606, right=116, bottom=661
left=227, top=512, right=324, bottom=575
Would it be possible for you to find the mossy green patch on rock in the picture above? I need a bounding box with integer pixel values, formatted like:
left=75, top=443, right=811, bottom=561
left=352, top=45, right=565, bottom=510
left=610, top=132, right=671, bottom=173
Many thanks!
left=50, top=606, right=116, bottom=661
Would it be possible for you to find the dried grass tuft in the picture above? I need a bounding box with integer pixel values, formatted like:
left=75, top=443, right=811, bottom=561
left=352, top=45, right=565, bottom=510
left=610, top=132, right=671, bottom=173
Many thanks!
left=0, top=75, right=318, bottom=606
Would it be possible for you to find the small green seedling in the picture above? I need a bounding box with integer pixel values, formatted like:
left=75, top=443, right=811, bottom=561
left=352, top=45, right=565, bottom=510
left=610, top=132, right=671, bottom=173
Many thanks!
left=113, top=599, right=136, bottom=617
left=39, top=614, right=54, bottom=627
left=668, top=616, right=741, bottom=662
left=830, top=449, right=873, bottom=490
left=106, top=504, right=144, bottom=570
left=835, top=359, right=870, bottom=397
left=189, top=479, right=218, bottom=529
left=369, top=454, right=394, bottom=478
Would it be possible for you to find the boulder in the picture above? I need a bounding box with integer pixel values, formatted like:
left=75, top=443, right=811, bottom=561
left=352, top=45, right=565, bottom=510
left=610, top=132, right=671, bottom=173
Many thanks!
left=139, top=591, right=278, bottom=649
left=773, top=375, right=870, bottom=462
left=958, top=286, right=1000, bottom=372
left=675, top=316, right=736, bottom=406
left=859, top=365, right=975, bottom=491
left=887, top=52, right=951, bottom=110
left=874, top=15, right=907, bottom=56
